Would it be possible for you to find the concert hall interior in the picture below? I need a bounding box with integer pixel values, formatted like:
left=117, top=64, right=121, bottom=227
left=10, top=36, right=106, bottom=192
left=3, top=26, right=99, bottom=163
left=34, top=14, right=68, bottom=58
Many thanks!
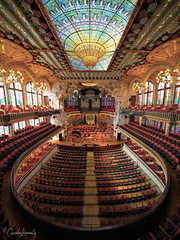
left=0, top=0, right=179, bottom=240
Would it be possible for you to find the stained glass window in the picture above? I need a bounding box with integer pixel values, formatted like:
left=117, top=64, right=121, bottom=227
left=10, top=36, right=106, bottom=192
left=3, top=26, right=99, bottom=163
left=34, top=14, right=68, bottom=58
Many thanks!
left=42, top=0, right=138, bottom=70
left=8, top=82, right=23, bottom=106
left=0, top=83, right=6, bottom=105
left=0, top=126, right=9, bottom=135
left=174, top=84, right=180, bottom=105
left=26, top=82, right=43, bottom=105
left=156, top=82, right=171, bottom=106
left=138, top=93, right=142, bottom=105
left=143, top=81, right=153, bottom=105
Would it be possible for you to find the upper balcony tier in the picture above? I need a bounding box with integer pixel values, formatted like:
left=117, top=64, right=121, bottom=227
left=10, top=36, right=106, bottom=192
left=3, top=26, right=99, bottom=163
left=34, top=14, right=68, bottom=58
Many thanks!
left=0, top=104, right=60, bottom=125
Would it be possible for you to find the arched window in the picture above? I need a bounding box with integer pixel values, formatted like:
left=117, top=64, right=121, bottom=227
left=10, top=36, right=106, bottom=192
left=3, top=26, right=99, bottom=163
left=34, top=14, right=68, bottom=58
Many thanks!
left=174, top=83, right=180, bottom=105
left=156, top=82, right=171, bottom=106
left=143, top=81, right=154, bottom=105
left=0, top=82, right=6, bottom=105
left=26, top=82, right=37, bottom=105
left=37, top=90, right=42, bottom=105
left=8, top=82, right=23, bottom=106
left=138, top=92, right=142, bottom=105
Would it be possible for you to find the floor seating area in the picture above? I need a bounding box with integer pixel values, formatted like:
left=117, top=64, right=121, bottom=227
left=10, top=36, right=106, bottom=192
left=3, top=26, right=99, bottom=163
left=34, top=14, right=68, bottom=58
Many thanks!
left=0, top=104, right=54, bottom=114
left=19, top=144, right=162, bottom=229
left=93, top=148, right=160, bottom=221
left=20, top=146, right=87, bottom=227
left=120, top=122, right=180, bottom=173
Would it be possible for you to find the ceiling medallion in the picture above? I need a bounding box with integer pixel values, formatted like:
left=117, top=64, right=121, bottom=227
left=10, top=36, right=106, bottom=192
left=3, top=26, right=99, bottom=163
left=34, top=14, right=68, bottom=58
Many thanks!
left=74, top=43, right=106, bottom=68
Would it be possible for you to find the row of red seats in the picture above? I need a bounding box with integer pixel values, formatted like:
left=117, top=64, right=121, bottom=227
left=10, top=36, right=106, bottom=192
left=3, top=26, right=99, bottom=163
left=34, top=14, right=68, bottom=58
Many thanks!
left=95, top=165, right=138, bottom=174
left=29, top=183, right=85, bottom=196
left=26, top=201, right=83, bottom=218
left=0, top=124, right=60, bottom=240
left=39, top=171, right=86, bottom=180
left=126, top=122, right=180, bottom=158
left=34, top=177, right=85, bottom=188
left=121, top=124, right=180, bottom=169
left=96, top=175, right=146, bottom=187
left=95, top=162, right=134, bottom=169
left=43, top=166, right=86, bottom=174
left=50, top=158, right=86, bottom=164
left=126, top=104, right=180, bottom=113
left=46, top=161, right=86, bottom=168
left=126, top=140, right=165, bottom=182
left=21, top=146, right=87, bottom=227
left=98, top=200, right=155, bottom=217
left=98, top=189, right=157, bottom=205
left=97, top=182, right=151, bottom=195
left=58, top=144, right=122, bottom=151
left=23, top=191, right=84, bottom=206
left=131, top=122, right=179, bottom=144
left=64, top=107, right=79, bottom=112
left=15, top=142, right=55, bottom=184
left=0, top=124, right=60, bottom=171
left=96, top=170, right=142, bottom=181
left=0, top=104, right=54, bottom=114
left=101, top=107, right=115, bottom=112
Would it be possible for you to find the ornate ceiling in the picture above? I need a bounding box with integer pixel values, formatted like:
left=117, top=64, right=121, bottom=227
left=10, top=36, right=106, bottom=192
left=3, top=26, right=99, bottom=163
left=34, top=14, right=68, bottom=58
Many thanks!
left=41, top=0, right=138, bottom=70
left=0, top=0, right=179, bottom=85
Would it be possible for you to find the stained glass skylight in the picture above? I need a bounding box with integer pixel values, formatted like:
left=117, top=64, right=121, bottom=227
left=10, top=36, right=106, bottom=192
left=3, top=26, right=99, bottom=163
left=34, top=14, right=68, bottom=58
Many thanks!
left=42, top=0, right=138, bottom=70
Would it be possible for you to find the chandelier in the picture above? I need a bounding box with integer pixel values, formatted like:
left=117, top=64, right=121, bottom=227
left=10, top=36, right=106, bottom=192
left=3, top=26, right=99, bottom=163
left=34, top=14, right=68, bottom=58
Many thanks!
left=32, top=81, right=47, bottom=91
left=132, top=81, right=148, bottom=92
left=173, top=69, right=180, bottom=80
left=156, top=69, right=173, bottom=84
left=74, top=42, right=106, bottom=68
left=0, top=69, right=24, bottom=84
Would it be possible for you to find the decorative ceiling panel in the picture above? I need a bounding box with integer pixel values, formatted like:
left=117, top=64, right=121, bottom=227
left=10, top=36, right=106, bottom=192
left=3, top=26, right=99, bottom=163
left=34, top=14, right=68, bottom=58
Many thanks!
left=42, top=0, right=138, bottom=70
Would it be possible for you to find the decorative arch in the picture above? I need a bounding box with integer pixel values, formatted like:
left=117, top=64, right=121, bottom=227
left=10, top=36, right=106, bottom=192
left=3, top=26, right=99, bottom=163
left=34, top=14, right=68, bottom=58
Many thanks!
left=144, top=63, right=174, bottom=83
left=5, top=62, right=35, bottom=82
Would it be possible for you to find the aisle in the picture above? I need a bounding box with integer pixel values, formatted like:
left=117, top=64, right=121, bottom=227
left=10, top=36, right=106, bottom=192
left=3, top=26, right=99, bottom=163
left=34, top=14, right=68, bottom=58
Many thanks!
left=82, top=151, right=100, bottom=228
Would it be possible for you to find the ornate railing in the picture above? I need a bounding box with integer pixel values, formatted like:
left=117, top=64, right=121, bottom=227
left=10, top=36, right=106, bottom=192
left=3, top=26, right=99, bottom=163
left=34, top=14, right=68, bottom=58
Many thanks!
left=120, top=110, right=180, bottom=123
left=0, top=110, right=61, bottom=125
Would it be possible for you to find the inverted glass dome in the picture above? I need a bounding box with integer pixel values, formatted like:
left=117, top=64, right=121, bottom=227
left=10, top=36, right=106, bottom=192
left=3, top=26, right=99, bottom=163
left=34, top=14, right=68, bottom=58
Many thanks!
left=42, top=0, right=138, bottom=70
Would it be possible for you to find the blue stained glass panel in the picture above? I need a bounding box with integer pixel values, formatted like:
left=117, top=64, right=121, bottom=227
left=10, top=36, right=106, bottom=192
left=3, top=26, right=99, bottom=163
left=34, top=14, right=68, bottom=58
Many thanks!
left=42, top=0, right=138, bottom=70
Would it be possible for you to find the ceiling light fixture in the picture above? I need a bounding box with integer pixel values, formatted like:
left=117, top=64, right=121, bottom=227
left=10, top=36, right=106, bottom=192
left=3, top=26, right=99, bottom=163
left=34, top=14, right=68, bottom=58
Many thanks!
left=156, top=69, right=173, bottom=84
left=74, top=43, right=106, bottom=68
left=132, top=81, right=148, bottom=92
left=32, top=81, right=47, bottom=91
left=0, top=69, right=24, bottom=84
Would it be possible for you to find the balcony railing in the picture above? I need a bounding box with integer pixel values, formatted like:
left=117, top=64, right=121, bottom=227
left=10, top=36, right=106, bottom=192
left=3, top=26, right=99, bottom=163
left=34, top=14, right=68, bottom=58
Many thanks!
left=120, top=110, right=180, bottom=123
left=0, top=110, right=61, bottom=125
